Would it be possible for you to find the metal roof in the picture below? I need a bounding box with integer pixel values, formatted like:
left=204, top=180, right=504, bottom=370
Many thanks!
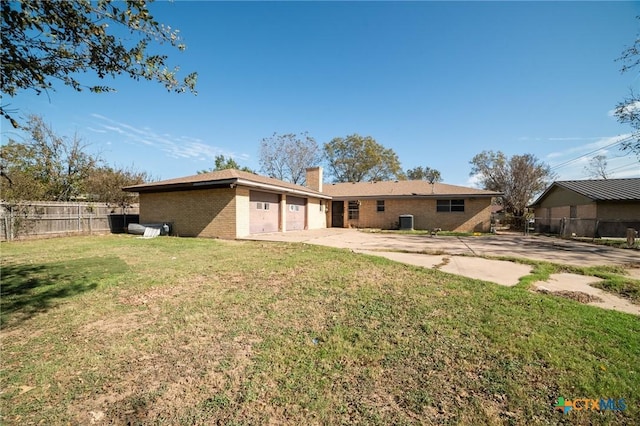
left=530, top=178, right=640, bottom=206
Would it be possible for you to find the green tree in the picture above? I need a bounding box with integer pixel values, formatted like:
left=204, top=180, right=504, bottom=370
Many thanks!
left=469, top=150, right=555, bottom=221
left=85, top=165, right=151, bottom=207
left=323, top=134, right=403, bottom=182
left=259, top=132, right=321, bottom=184
left=405, top=166, right=442, bottom=183
left=613, top=20, right=640, bottom=156
left=1, top=115, right=99, bottom=201
left=1, top=0, right=197, bottom=128
left=198, top=155, right=253, bottom=174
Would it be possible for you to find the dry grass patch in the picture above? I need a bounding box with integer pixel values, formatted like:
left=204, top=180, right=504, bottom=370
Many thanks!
left=1, top=236, right=638, bottom=425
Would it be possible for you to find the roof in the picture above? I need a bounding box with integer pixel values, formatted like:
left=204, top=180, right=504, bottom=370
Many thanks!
left=123, top=169, right=331, bottom=199
left=529, top=178, right=640, bottom=207
left=322, top=180, right=502, bottom=199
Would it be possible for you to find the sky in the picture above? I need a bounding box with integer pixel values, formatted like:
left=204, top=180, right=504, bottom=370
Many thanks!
left=2, top=0, right=640, bottom=187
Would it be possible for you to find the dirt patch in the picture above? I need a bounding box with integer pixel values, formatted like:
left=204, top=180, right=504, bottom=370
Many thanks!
left=533, top=273, right=639, bottom=316
left=536, top=289, right=603, bottom=304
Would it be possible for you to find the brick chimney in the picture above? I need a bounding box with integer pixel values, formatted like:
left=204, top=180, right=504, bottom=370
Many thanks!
left=306, top=167, right=323, bottom=193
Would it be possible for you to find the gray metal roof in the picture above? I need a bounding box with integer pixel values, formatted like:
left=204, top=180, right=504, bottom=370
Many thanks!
left=557, top=178, right=640, bottom=201
left=531, top=178, right=640, bottom=206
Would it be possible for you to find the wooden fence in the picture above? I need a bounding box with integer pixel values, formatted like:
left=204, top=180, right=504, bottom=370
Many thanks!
left=1, top=201, right=139, bottom=241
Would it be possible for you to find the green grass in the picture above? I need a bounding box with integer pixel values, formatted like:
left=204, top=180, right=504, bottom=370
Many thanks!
left=1, top=235, right=639, bottom=425
left=490, top=256, right=640, bottom=304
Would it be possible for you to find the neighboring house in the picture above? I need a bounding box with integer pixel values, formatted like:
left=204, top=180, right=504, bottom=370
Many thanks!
left=123, top=168, right=330, bottom=239
left=123, top=167, right=502, bottom=238
left=323, top=180, right=501, bottom=233
left=528, top=178, right=640, bottom=237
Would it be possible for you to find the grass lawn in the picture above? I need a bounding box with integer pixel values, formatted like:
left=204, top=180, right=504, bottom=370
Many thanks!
left=1, top=235, right=638, bottom=425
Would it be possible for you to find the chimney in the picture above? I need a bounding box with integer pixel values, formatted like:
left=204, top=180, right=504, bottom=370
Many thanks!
left=306, top=166, right=323, bottom=192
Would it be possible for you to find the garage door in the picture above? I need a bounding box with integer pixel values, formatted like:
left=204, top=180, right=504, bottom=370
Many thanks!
left=249, top=191, right=279, bottom=234
left=286, top=196, right=306, bottom=231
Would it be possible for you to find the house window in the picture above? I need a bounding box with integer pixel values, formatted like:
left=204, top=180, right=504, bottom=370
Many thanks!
left=289, top=204, right=299, bottom=212
left=570, top=205, right=577, bottom=218
left=320, top=200, right=324, bottom=212
left=348, top=200, right=360, bottom=220
left=377, top=200, right=385, bottom=212
left=437, top=199, right=465, bottom=212
left=256, top=202, right=263, bottom=210
left=264, top=202, right=270, bottom=210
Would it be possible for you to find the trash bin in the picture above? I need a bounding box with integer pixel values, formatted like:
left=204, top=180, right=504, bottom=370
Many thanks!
left=399, top=214, right=414, bottom=231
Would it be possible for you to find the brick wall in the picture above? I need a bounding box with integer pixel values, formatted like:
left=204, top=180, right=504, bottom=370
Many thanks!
left=139, top=188, right=237, bottom=239
left=343, top=197, right=493, bottom=232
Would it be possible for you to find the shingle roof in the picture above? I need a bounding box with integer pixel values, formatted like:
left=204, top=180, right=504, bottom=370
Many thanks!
left=123, top=169, right=330, bottom=198
left=529, top=178, right=640, bottom=206
left=322, top=180, right=502, bottom=199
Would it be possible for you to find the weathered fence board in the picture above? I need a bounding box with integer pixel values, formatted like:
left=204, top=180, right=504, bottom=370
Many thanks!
left=1, top=201, right=139, bottom=241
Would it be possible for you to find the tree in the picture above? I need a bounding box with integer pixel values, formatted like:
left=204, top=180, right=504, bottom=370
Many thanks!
left=197, top=155, right=253, bottom=174
left=259, top=132, right=321, bottom=184
left=469, top=150, right=556, bottom=222
left=613, top=20, right=640, bottom=156
left=405, top=166, right=442, bottom=183
left=84, top=165, right=151, bottom=207
left=1, top=115, right=99, bottom=201
left=323, top=134, right=403, bottom=182
left=1, top=0, right=197, bottom=128
left=584, top=154, right=610, bottom=179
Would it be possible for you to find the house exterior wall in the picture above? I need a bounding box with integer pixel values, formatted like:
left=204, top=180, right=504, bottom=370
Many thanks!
left=340, top=197, right=493, bottom=232
left=596, top=201, right=640, bottom=220
left=306, top=198, right=327, bottom=230
left=139, top=188, right=237, bottom=239
left=235, top=187, right=250, bottom=238
left=534, top=187, right=592, bottom=208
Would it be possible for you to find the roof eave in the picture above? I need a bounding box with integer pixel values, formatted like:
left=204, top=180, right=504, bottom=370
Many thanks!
left=329, top=193, right=502, bottom=200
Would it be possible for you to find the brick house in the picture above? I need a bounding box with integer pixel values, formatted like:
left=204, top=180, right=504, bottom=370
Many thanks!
left=323, top=179, right=501, bottom=232
left=528, top=178, right=640, bottom=237
left=123, top=167, right=501, bottom=238
left=123, top=168, right=330, bottom=239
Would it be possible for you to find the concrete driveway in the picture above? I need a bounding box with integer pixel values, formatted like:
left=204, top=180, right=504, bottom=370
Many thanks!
left=245, top=228, right=640, bottom=268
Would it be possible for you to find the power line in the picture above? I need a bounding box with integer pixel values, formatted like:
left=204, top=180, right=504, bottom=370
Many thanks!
left=607, top=162, right=640, bottom=173
left=549, top=136, right=633, bottom=171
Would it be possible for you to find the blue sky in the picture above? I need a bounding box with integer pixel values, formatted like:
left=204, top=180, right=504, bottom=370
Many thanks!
left=3, top=0, right=640, bottom=186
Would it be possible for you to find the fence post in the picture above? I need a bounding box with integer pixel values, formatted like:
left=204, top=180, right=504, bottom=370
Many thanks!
left=9, top=207, right=14, bottom=241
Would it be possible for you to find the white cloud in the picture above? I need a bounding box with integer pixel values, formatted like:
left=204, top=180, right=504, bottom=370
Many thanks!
left=90, top=114, right=244, bottom=163
left=608, top=100, right=640, bottom=117
left=546, top=134, right=632, bottom=161
left=466, top=173, right=482, bottom=188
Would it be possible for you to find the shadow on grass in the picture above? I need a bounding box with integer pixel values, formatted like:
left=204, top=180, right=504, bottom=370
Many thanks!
left=1, top=256, right=129, bottom=328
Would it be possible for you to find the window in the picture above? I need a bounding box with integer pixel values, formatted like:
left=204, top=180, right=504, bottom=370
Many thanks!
left=348, top=200, right=360, bottom=220
left=570, top=205, right=577, bottom=218
left=377, top=200, right=385, bottom=212
left=437, top=199, right=465, bottom=212
left=289, top=204, right=300, bottom=212
left=256, top=202, right=263, bottom=210
left=264, top=202, right=270, bottom=210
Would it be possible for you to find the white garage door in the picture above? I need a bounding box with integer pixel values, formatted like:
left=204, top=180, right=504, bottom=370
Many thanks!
left=286, top=196, right=306, bottom=231
left=249, top=191, right=279, bottom=234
